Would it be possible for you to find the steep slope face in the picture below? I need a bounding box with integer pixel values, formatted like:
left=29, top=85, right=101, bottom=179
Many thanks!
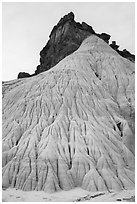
left=3, top=36, right=135, bottom=193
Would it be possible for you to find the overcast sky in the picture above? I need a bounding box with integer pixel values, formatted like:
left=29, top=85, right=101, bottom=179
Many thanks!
left=2, top=2, right=135, bottom=81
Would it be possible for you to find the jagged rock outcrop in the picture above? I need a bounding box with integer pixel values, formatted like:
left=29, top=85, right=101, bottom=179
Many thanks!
left=35, top=12, right=96, bottom=75
left=33, top=12, right=134, bottom=76
left=17, top=12, right=134, bottom=78
left=3, top=35, right=135, bottom=193
left=118, top=49, right=135, bottom=62
left=110, top=42, right=135, bottom=62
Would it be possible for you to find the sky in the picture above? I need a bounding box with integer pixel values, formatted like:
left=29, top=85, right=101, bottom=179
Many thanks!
left=2, top=2, right=135, bottom=81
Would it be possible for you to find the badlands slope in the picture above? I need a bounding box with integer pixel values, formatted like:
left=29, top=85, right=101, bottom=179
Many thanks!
left=2, top=35, right=135, bottom=194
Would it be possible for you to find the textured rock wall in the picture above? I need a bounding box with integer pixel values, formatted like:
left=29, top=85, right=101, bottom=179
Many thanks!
left=35, top=12, right=96, bottom=75
left=3, top=36, right=135, bottom=193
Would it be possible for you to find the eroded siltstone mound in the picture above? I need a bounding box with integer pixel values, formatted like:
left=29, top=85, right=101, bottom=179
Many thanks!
left=2, top=36, right=135, bottom=193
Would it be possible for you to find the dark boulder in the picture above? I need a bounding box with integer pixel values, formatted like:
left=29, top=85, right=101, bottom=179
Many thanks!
left=17, top=72, right=31, bottom=79
left=98, top=33, right=111, bottom=44
left=110, top=41, right=119, bottom=51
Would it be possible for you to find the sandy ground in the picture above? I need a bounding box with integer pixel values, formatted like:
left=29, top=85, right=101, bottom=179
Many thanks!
left=2, top=188, right=135, bottom=202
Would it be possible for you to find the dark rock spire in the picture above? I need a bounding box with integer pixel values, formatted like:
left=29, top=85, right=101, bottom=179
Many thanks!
left=35, top=12, right=96, bottom=75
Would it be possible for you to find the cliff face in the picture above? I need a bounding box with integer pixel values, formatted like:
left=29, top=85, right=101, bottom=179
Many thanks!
left=35, top=12, right=114, bottom=75
left=3, top=35, right=135, bottom=193
left=35, top=12, right=96, bottom=75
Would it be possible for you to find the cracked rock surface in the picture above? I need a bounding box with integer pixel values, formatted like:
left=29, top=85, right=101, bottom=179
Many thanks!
left=2, top=35, right=135, bottom=193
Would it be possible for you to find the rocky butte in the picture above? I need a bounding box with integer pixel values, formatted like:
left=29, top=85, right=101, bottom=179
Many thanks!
left=3, top=12, right=135, bottom=196
left=17, top=12, right=135, bottom=78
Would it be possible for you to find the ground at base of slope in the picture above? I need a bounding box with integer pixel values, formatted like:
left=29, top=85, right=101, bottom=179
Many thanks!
left=2, top=187, right=135, bottom=202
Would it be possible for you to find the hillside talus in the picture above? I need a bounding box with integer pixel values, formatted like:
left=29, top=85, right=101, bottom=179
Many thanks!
left=2, top=36, right=135, bottom=193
